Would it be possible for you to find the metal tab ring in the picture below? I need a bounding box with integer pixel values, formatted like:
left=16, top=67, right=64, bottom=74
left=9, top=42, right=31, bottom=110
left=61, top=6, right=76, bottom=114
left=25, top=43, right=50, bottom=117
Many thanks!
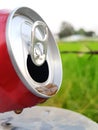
left=31, top=21, right=48, bottom=42
left=30, top=21, right=48, bottom=66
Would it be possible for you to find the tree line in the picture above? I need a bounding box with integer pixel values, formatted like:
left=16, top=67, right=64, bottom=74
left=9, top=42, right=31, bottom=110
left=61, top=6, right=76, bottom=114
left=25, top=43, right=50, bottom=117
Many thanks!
left=58, top=21, right=95, bottom=39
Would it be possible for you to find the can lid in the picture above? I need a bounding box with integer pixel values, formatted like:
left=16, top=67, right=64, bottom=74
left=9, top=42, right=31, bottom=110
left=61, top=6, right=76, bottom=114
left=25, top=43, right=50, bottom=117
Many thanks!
left=6, top=7, right=62, bottom=98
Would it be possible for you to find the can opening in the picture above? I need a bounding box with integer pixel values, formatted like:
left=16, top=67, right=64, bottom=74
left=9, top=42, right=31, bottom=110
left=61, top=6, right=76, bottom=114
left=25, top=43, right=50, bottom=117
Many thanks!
left=27, top=55, right=49, bottom=83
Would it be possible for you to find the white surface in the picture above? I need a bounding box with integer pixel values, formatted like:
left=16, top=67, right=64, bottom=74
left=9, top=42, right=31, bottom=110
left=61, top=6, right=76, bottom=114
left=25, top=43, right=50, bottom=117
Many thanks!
left=0, top=106, right=98, bottom=130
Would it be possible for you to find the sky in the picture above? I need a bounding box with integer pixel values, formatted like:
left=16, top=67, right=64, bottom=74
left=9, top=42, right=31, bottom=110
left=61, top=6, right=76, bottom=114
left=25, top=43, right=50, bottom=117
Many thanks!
left=0, top=0, right=98, bottom=34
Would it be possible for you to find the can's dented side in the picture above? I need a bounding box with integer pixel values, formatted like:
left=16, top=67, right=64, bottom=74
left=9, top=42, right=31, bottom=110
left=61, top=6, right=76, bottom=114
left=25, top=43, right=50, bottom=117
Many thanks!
left=0, top=11, right=46, bottom=113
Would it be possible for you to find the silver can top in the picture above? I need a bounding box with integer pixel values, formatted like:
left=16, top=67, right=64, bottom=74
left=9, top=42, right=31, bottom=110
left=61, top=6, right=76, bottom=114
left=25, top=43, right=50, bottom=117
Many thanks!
left=6, top=7, right=62, bottom=98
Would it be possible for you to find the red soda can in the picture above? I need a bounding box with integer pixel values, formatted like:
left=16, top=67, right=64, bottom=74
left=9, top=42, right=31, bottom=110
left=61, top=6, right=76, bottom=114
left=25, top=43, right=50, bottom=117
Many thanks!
left=0, top=7, right=62, bottom=113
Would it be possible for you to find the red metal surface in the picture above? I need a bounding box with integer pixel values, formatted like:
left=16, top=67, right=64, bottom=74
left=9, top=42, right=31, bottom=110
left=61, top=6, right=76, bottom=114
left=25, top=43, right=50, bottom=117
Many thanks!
left=0, top=10, right=46, bottom=113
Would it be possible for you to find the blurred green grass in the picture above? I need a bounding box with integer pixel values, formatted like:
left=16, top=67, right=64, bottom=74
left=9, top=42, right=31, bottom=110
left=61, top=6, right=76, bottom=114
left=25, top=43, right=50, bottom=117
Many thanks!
left=41, top=41, right=98, bottom=123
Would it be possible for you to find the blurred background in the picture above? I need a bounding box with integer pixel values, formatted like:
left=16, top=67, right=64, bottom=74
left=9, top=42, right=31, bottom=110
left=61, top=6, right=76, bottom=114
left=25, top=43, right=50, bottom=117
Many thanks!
left=1, top=0, right=98, bottom=122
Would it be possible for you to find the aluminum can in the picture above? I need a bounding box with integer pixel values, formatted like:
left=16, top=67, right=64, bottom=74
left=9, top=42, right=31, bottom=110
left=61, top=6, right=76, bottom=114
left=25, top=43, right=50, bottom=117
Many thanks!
left=0, top=7, right=62, bottom=113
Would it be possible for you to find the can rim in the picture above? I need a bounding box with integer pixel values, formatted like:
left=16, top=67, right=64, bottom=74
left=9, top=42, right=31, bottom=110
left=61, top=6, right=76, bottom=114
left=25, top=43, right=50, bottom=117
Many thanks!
left=6, top=7, right=62, bottom=98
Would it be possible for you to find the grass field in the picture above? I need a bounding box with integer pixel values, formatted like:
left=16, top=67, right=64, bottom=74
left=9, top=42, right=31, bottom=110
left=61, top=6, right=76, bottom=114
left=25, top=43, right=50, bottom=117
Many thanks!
left=41, top=40, right=98, bottom=123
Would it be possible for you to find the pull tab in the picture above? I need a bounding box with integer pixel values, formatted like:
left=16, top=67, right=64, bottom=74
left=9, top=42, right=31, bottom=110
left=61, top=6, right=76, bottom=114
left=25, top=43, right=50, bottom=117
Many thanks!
left=30, top=21, right=48, bottom=66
